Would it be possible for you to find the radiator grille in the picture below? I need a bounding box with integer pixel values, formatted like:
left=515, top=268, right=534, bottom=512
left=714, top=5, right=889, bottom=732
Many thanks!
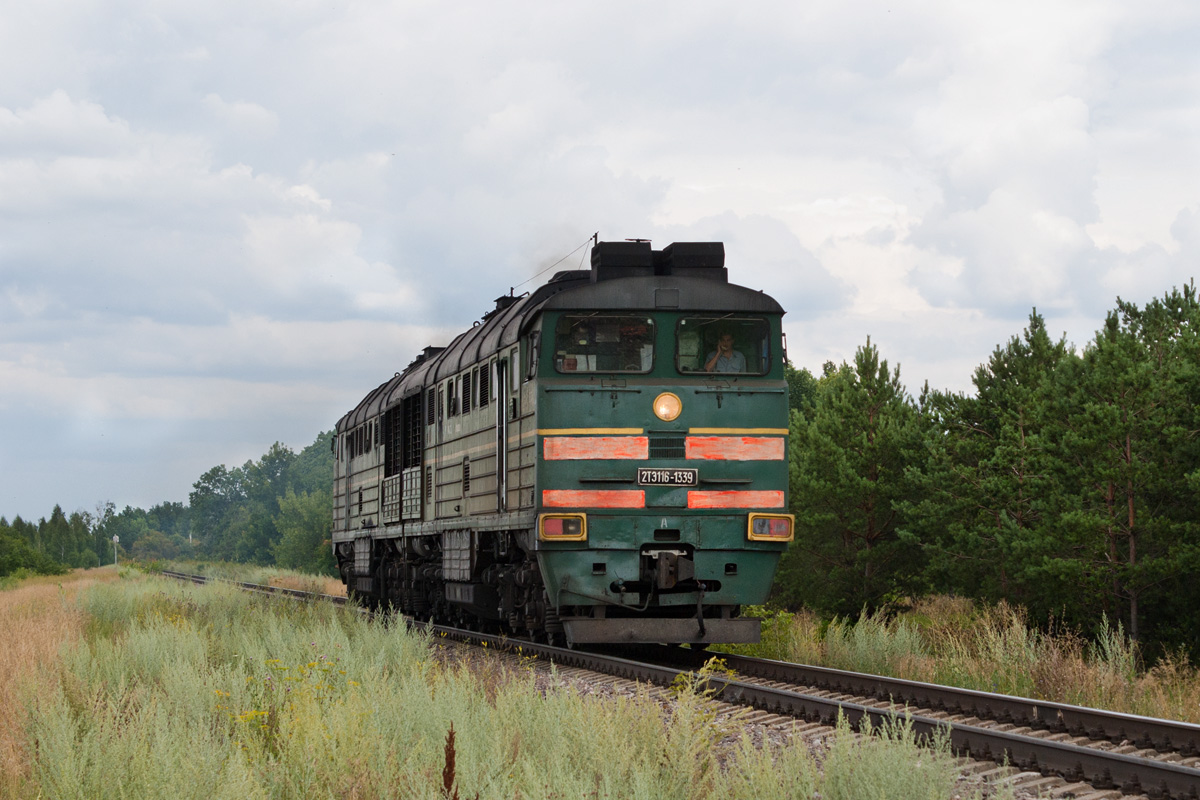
left=649, top=434, right=685, bottom=459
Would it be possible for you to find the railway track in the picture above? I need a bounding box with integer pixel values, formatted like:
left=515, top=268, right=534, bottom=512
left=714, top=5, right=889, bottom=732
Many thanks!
left=160, top=570, right=1200, bottom=799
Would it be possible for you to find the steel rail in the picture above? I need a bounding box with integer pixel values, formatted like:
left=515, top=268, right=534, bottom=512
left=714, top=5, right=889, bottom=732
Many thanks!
left=643, top=647, right=1200, bottom=758
left=160, top=570, right=349, bottom=604
left=433, top=630, right=1200, bottom=800
left=158, top=570, right=1200, bottom=799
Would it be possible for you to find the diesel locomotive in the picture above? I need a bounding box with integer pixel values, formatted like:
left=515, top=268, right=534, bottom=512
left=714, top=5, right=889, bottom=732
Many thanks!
left=331, top=240, right=794, bottom=645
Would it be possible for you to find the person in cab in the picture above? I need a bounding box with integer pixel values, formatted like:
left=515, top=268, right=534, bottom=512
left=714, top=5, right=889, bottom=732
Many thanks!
left=704, top=331, right=745, bottom=373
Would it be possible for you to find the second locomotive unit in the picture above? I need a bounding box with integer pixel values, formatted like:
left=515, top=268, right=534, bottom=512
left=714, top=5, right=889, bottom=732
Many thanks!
left=331, top=239, right=793, bottom=645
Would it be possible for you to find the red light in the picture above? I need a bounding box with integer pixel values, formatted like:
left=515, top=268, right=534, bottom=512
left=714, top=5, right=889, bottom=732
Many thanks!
left=750, top=515, right=793, bottom=541
left=539, top=514, right=586, bottom=541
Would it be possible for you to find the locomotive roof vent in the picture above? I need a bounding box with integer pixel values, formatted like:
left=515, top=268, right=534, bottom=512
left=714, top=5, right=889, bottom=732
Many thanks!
left=482, top=289, right=531, bottom=322
left=591, top=241, right=655, bottom=281
left=548, top=270, right=590, bottom=283
left=655, top=242, right=727, bottom=283
left=493, top=294, right=520, bottom=312
left=407, top=345, right=445, bottom=369
left=591, top=240, right=727, bottom=283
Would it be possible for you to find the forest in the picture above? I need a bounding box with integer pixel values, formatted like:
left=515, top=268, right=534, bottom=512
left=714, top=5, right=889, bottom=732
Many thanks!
left=780, top=282, right=1200, bottom=657
left=2, top=282, right=1196, bottom=658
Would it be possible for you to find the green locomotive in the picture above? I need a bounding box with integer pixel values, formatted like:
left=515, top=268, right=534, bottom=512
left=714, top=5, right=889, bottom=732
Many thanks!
left=332, top=240, right=793, bottom=645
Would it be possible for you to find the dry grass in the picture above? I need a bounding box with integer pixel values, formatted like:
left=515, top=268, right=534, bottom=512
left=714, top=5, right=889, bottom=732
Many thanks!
left=733, top=596, right=1200, bottom=723
left=908, top=598, right=1200, bottom=721
left=266, top=573, right=346, bottom=597
left=0, top=566, right=122, bottom=796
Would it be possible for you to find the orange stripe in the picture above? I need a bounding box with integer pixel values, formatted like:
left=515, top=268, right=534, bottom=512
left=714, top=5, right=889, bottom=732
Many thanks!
left=543, top=436, right=650, bottom=460
left=685, top=436, right=785, bottom=461
left=687, top=490, right=785, bottom=509
left=542, top=489, right=646, bottom=508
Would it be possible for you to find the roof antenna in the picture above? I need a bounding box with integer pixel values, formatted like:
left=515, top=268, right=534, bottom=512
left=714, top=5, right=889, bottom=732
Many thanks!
left=592, top=231, right=599, bottom=247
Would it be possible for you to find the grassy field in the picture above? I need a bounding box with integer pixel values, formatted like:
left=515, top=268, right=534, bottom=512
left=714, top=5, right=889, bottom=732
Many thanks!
left=154, top=561, right=1200, bottom=720
left=0, top=567, right=123, bottom=796
left=0, top=567, right=992, bottom=799
left=725, top=597, right=1200, bottom=723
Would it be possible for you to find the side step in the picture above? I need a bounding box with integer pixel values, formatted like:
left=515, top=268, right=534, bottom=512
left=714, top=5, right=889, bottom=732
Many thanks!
left=562, top=617, right=760, bottom=646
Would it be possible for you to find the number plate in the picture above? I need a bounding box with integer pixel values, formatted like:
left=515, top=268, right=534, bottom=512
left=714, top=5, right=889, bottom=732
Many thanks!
left=637, top=468, right=698, bottom=486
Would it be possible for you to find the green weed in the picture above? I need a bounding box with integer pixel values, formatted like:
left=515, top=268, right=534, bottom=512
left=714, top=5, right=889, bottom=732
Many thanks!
left=16, top=574, right=993, bottom=799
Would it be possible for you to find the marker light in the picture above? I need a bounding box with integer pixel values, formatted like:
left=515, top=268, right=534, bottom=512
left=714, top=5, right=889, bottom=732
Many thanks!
left=539, top=513, right=587, bottom=541
left=653, top=392, right=683, bottom=422
left=748, top=513, right=795, bottom=542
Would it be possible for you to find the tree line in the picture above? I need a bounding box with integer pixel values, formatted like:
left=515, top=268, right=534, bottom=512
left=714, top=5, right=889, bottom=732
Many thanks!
left=3, top=281, right=1197, bottom=658
left=0, top=431, right=337, bottom=579
left=778, top=282, right=1200, bottom=659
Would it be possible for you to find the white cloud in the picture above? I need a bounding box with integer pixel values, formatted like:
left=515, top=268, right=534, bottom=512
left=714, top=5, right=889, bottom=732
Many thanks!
left=1, top=0, right=1198, bottom=518
left=911, top=189, right=1091, bottom=313
left=0, top=90, right=417, bottom=327
left=242, top=213, right=416, bottom=313
left=0, top=90, right=132, bottom=156
left=202, top=94, right=279, bottom=139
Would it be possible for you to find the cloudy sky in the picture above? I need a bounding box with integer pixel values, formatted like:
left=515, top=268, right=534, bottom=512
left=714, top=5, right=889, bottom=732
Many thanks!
left=2, top=0, right=1197, bottom=520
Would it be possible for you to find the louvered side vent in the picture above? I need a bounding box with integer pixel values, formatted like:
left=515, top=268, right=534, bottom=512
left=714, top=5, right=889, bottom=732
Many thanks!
left=382, top=474, right=402, bottom=524
left=443, top=530, right=472, bottom=582
left=463, top=458, right=471, bottom=494
left=401, top=467, right=422, bottom=520
left=649, top=434, right=686, bottom=459
left=353, top=537, right=371, bottom=576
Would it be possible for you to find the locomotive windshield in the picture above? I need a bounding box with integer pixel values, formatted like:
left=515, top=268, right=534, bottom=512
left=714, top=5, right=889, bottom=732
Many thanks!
left=553, top=314, right=655, bottom=373
left=676, top=316, right=771, bottom=375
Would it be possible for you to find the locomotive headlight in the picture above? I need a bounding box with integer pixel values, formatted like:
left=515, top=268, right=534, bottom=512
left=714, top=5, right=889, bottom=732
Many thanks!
left=748, top=513, right=795, bottom=542
left=539, top=513, right=587, bottom=541
left=652, top=392, right=682, bottom=422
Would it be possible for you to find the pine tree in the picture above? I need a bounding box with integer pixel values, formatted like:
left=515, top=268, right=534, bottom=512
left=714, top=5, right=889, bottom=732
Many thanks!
left=1055, top=284, right=1200, bottom=644
left=904, top=312, right=1073, bottom=611
left=777, top=339, right=928, bottom=615
left=39, top=505, right=73, bottom=567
